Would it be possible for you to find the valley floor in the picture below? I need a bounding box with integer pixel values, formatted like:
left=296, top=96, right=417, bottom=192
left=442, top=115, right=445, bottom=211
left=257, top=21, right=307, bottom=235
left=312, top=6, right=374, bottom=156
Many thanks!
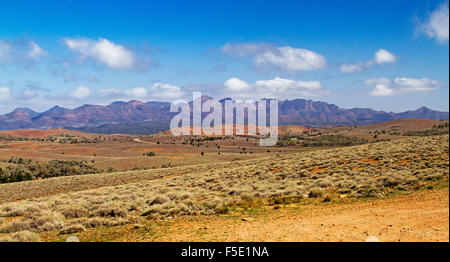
left=0, top=135, right=448, bottom=242
left=41, top=187, right=449, bottom=242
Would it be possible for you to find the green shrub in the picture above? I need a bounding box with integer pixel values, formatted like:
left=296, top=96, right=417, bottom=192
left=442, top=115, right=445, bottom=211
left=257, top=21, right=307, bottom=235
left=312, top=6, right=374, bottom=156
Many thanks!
left=144, top=152, right=156, bottom=156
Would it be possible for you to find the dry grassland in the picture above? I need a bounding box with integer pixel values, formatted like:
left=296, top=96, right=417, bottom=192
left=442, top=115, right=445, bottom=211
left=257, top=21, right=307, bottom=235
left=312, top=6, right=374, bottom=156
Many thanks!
left=0, top=135, right=448, bottom=241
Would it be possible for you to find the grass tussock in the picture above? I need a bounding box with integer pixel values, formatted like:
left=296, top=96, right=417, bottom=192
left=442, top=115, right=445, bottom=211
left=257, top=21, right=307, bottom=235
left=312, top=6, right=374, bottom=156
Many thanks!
left=0, top=230, right=41, bottom=242
left=0, top=135, right=448, bottom=236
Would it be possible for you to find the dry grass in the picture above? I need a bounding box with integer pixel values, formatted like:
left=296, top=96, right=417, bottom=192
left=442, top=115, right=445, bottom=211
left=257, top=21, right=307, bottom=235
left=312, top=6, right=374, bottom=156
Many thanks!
left=0, top=135, right=448, bottom=238
left=0, top=230, right=41, bottom=242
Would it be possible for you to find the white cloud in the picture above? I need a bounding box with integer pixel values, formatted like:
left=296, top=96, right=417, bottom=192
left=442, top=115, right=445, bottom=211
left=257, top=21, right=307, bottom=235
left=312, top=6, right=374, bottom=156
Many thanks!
left=28, top=41, right=47, bottom=59
left=98, top=83, right=184, bottom=101
left=373, top=49, right=396, bottom=64
left=64, top=38, right=135, bottom=69
left=151, top=83, right=185, bottom=99
left=340, top=49, right=396, bottom=74
left=222, top=43, right=326, bottom=73
left=124, top=87, right=148, bottom=99
left=254, top=46, right=326, bottom=72
left=224, top=77, right=251, bottom=91
left=221, top=43, right=273, bottom=57
left=224, top=77, right=328, bottom=99
left=69, top=86, right=92, bottom=99
left=366, top=77, right=443, bottom=96
left=418, top=2, right=449, bottom=43
left=366, top=78, right=396, bottom=96
left=255, top=77, right=323, bottom=91
left=0, top=87, right=11, bottom=102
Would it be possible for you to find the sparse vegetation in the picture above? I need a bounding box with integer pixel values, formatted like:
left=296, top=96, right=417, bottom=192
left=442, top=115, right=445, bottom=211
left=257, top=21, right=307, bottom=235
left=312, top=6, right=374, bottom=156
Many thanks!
left=301, top=134, right=369, bottom=147
left=0, top=159, right=102, bottom=184
left=143, top=152, right=156, bottom=156
left=404, top=124, right=449, bottom=136
left=0, top=134, right=447, bottom=240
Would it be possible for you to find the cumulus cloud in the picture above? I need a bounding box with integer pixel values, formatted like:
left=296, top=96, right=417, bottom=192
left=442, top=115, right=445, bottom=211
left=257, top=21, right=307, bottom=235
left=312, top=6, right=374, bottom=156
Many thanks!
left=366, top=77, right=443, bottom=96
left=64, top=38, right=136, bottom=69
left=124, top=87, right=148, bottom=99
left=151, top=83, right=185, bottom=99
left=224, top=77, right=251, bottom=91
left=69, top=86, right=92, bottom=99
left=417, top=2, right=449, bottom=43
left=223, top=77, right=329, bottom=99
left=28, top=41, right=47, bottom=59
left=0, top=87, right=11, bottom=102
left=222, top=43, right=326, bottom=73
left=340, top=49, right=396, bottom=74
left=254, top=46, right=326, bottom=72
left=373, top=49, right=396, bottom=64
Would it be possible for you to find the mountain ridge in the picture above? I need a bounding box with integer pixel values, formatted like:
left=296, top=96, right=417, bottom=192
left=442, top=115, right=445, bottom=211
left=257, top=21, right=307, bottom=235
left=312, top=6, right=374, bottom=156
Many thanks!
left=0, top=98, right=448, bottom=134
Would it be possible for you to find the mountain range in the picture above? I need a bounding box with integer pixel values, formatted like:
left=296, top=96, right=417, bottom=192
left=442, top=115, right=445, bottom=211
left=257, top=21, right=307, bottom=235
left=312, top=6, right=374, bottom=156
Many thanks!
left=0, top=97, right=448, bottom=134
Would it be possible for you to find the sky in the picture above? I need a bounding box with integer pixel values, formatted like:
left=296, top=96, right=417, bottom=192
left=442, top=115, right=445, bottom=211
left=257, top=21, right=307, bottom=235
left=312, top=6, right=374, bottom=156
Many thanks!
left=0, top=0, right=449, bottom=114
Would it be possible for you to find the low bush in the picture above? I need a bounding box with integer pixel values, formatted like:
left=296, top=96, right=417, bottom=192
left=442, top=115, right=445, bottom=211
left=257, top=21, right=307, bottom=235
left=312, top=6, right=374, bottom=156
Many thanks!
left=0, top=159, right=102, bottom=184
left=302, top=135, right=368, bottom=147
left=308, top=188, right=324, bottom=198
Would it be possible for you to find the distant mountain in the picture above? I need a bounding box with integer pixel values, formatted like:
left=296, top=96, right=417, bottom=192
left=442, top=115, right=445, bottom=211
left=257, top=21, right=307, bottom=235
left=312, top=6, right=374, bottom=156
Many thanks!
left=277, top=99, right=448, bottom=127
left=0, top=98, right=448, bottom=134
left=0, top=107, right=40, bottom=130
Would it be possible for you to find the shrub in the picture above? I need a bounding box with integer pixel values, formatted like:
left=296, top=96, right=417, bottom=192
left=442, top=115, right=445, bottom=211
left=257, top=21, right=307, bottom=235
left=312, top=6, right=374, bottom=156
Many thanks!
left=308, top=188, right=323, bottom=198
left=0, top=159, right=102, bottom=184
left=380, top=175, right=405, bottom=187
left=337, top=188, right=352, bottom=194
left=0, top=210, right=65, bottom=233
left=302, top=135, right=369, bottom=147
left=60, top=204, right=88, bottom=218
left=148, top=196, right=169, bottom=206
left=93, top=204, right=127, bottom=218
left=59, top=224, right=86, bottom=234
left=356, top=187, right=384, bottom=198
left=0, top=230, right=40, bottom=242
left=215, top=206, right=229, bottom=214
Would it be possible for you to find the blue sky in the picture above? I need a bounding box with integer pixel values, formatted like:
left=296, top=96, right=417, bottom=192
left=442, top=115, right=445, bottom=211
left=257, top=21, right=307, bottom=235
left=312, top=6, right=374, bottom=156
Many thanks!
left=0, top=0, right=448, bottom=114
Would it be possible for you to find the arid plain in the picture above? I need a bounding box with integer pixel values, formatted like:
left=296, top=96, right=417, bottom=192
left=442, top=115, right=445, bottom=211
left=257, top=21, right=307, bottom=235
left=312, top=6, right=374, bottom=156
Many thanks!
left=0, top=119, right=448, bottom=242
